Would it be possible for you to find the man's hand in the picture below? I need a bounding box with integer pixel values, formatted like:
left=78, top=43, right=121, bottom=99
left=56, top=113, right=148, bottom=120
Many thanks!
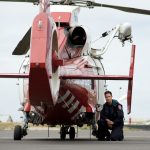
left=106, top=119, right=114, bottom=129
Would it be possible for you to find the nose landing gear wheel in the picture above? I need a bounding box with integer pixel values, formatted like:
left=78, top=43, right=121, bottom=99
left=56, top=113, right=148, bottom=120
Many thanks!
left=69, top=127, right=75, bottom=140
left=14, top=125, right=23, bottom=140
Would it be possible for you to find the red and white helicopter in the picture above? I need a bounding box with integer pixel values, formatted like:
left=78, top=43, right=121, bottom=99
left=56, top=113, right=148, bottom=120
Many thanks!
left=0, top=0, right=149, bottom=140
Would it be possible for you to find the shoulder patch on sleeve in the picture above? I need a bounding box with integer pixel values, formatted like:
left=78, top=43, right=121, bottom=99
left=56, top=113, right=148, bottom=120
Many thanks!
left=112, top=99, right=118, bottom=107
left=118, top=105, right=122, bottom=110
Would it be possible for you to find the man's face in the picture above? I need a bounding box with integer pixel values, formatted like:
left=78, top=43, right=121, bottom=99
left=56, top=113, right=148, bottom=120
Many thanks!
left=105, top=93, right=113, bottom=105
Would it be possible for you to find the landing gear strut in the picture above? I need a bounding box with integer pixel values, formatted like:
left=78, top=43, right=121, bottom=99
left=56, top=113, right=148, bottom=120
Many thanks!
left=60, top=126, right=76, bottom=140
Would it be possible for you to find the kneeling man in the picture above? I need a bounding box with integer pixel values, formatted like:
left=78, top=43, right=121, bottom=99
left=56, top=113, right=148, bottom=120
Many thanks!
left=97, top=91, right=124, bottom=141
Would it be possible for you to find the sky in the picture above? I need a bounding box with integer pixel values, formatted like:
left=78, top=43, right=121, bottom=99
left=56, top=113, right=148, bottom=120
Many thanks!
left=0, top=0, right=150, bottom=122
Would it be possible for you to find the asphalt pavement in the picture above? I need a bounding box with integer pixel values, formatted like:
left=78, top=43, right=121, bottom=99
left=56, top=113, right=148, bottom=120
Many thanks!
left=0, top=128, right=150, bottom=150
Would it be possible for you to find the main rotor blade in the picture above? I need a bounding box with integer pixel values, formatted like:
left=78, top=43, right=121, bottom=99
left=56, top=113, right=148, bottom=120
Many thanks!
left=12, top=27, right=31, bottom=55
left=91, top=2, right=150, bottom=15
left=0, top=0, right=35, bottom=2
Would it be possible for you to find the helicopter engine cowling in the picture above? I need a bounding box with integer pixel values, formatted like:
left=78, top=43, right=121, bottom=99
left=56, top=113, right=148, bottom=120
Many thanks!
left=69, top=26, right=87, bottom=45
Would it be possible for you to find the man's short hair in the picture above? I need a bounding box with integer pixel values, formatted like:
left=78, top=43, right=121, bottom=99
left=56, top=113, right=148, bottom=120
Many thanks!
left=104, top=90, right=112, bottom=96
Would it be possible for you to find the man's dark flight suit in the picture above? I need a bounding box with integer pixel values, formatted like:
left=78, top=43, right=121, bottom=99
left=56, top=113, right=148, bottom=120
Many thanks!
left=97, top=100, right=124, bottom=141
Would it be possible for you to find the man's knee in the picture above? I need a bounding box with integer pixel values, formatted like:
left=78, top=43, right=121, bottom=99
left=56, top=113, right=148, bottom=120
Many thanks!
left=110, top=134, right=123, bottom=141
left=110, top=127, right=124, bottom=141
left=97, top=120, right=110, bottom=140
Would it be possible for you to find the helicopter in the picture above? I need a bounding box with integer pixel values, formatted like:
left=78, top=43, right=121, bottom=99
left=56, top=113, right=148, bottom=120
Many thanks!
left=0, top=0, right=150, bottom=141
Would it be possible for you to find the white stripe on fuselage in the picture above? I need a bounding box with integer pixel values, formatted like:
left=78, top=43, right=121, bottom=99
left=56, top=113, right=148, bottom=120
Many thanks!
left=68, top=100, right=79, bottom=113
left=57, top=90, right=84, bottom=120
left=57, top=90, right=71, bottom=103
left=62, top=95, right=75, bottom=108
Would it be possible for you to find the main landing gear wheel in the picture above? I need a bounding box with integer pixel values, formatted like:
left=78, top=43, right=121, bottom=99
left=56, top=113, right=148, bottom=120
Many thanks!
left=69, top=127, right=75, bottom=140
left=14, top=125, right=23, bottom=140
left=14, top=125, right=27, bottom=140
left=60, top=127, right=66, bottom=140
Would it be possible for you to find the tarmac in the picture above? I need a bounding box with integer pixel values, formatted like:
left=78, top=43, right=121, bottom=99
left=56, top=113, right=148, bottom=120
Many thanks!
left=1, top=128, right=150, bottom=150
